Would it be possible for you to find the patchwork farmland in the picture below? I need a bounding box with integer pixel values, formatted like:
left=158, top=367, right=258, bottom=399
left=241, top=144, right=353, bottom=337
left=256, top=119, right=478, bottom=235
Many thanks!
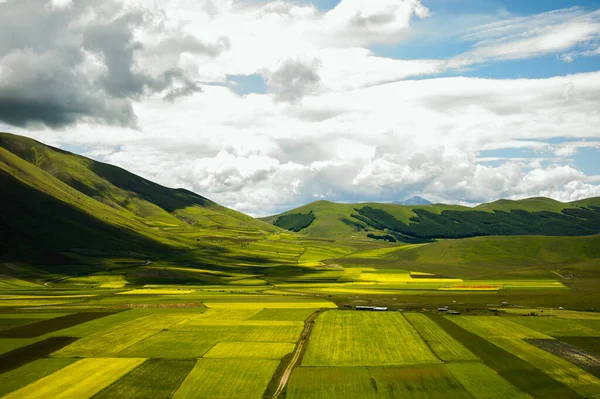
left=0, top=272, right=599, bottom=398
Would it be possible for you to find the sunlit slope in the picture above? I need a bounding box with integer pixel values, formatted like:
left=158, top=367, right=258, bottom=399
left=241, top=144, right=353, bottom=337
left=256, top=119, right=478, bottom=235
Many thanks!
left=387, top=235, right=600, bottom=267
left=474, top=197, right=573, bottom=213
left=0, top=133, right=276, bottom=234
left=333, top=235, right=600, bottom=279
left=264, top=197, right=600, bottom=239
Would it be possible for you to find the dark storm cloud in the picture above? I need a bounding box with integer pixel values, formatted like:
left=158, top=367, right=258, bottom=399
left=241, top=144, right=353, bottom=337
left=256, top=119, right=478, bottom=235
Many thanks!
left=0, top=0, right=226, bottom=128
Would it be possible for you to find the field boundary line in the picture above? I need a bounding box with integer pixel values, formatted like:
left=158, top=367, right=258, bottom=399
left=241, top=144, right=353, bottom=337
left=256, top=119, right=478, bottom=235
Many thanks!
left=402, top=313, right=444, bottom=363
left=551, top=270, right=565, bottom=279
left=270, top=309, right=323, bottom=399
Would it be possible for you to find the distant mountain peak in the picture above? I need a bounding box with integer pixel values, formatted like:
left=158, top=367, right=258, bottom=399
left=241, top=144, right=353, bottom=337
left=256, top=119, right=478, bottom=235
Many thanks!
left=393, top=196, right=432, bottom=206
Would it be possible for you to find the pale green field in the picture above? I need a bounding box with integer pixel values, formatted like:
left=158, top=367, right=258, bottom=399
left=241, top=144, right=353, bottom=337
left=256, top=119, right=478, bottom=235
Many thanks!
left=191, top=308, right=261, bottom=321
left=54, top=313, right=195, bottom=357
left=450, top=316, right=600, bottom=398
left=46, top=309, right=157, bottom=338
left=171, top=324, right=304, bottom=342
left=0, top=358, right=77, bottom=397
left=118, top=331, right=217, bottom=358
left=2, top=358, right=145, bottom=399
left=203, top=341, right=294, bottom=359
left=448, top=316, right=551, bottom=339
left=204, top=301, right=336, bottom=309
left=303, top=311, right=439, bottom=366
left=117, top=289, right=196, bottom=295
left=287, top=365, right=470, bottom=399
left=446, top=363, right=530, bottom=399
left=173, top=359, right=278, bottom=399
left=248, top=308, right=318, bottom=321
left=404, top=313, right=478, bottom=361
left=506, top=316, right=600, bottom=337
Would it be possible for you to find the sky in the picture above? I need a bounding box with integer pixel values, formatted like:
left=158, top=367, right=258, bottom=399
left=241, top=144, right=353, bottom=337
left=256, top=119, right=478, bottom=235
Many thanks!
left=1, top=0, right=599, bottom=216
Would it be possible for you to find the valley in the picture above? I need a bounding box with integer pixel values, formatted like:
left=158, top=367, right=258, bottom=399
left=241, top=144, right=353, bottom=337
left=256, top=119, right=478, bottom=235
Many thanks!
left=1, top=132, right=599, bottom=398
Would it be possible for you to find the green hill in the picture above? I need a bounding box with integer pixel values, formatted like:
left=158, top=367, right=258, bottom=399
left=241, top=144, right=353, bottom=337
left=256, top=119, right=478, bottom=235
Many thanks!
left=0, top=132, right=277, bottom=270
left=264, top=196, right=600, bottom=240
left=330, top=234, right=600, bottom=280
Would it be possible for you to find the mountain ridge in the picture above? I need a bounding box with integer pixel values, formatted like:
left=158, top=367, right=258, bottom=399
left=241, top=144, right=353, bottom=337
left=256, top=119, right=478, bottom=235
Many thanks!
left=0, top=132, right=277, bottom=269
left=263, top=196, right=600, bottom=240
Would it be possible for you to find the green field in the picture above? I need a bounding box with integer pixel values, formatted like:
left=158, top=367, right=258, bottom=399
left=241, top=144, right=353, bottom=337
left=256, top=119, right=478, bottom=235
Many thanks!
left=303, top=311, right=439, bottom=366
left=2, top=358, right=145, bottom=399
left=404, top=313, right=478, bottom=362
left=287, top=365, right=470, bottom=398
left=204, top=342, right=295, bottom=359
left=173, top=359, right=278, bottom=399
left=449, top=316, right=600, bottom=398
left=93, top=359, right=195, bottom=399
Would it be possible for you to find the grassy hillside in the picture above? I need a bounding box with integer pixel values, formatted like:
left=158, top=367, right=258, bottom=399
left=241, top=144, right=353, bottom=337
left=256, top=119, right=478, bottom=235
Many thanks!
left=0, top=133, right=275, bottom=233
left=1, top=146, right=184, bottom=261
left=264, top=197, right=600, bottom=240
left=0, top=133, right=278, bottom=271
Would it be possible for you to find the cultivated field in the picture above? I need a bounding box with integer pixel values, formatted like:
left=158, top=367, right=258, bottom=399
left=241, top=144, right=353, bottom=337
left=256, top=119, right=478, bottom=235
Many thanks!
left=302, top=311, right=439, bottom=366
left=0, top=281, right=599, bottom=398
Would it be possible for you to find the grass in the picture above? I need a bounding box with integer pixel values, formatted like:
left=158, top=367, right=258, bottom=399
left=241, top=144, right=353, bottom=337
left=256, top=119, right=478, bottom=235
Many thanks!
left=118, top=331, right=217, bottom=358
left=0, top=275, right=41, bottom=290
left=203, top=301, right=337, bottom=309
left=450, top=316, right=600, bottom=398
left=192, top=308, right=260, bottom=320
left=93, top=359, right=195, bottom=399
left=173, top=358, right=278, bottom=399
left=45, top=309, right=157, bottom=338
left=248, top=308, right=318, bottom=321
left=117, top=288, right=196, bottom=295
left=0, top=358, right=78, bottom=397
left=302, top=311, right=439, bottom=366
left=171, top=324, right=304, bottom=342
left=2, top=358, right=145, bottom=399
left=54, top=312, right=196, bottom=357
left=0, top=337, right=77, bottom=374
left=0, top=312, right=115, bottom=338
left=287, top=365, right=470, bottom=399
left=430, top=314, right=584, bottom=399
left=265, top=197, right=600, bottom=239
left=403, top=313, right=478, bottom=361
left=506, top=316, right=600, bottom=337
left=446, top=316, right=551, bottom=339
left=446, top=363, right=529, bottom=399
left=0, top=338, right=41, bottom=355
left=203, top=342, right=295, bottom=359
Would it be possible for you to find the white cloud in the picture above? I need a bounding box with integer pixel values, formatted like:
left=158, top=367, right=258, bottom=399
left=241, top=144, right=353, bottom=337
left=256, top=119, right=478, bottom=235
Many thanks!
left=451, top=8, right=600, bottom=68
left=48, top=0, right=72, bottom=9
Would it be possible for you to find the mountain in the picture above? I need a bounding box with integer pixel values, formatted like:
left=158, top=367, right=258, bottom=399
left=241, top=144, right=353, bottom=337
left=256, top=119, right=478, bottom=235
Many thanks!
left=393, top=196, right=432, bottom=205
left=263, top=197, right=600, bottom=241
left=0, top=132, right=277, bottom=270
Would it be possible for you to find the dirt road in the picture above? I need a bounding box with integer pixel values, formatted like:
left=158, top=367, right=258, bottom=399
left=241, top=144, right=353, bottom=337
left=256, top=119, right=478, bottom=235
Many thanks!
left=272, top=310, right=321, bottom=399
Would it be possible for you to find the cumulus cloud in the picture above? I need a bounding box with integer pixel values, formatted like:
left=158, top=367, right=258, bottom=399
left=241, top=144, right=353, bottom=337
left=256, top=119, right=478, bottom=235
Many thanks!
left=0, top=0, right=224, bottom=128
left=264, top=58, right=321, bottom=102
